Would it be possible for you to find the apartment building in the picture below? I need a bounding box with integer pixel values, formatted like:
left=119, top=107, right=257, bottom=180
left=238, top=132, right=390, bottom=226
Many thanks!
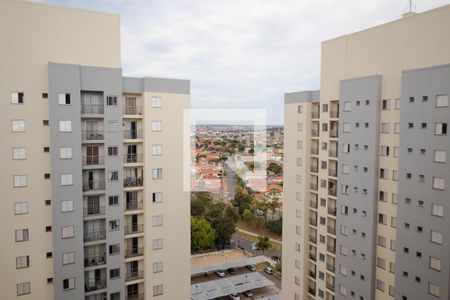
left=283, top=5, right=450, bottom=300
left=0, top=1, right=190, bottom=300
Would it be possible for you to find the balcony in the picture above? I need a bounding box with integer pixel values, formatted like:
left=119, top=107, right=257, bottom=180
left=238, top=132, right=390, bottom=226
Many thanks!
left=310, top=147, right=319, bottom=155
left=310, top=165, right=318, bottom=173
left=311, top=129, right=319, bottom=137
left=126, top=270, right=144, bottom=282
left=308, top=270, right=316, bottom=278
left=85, top=280, right=107, bottom=292
left=123, top=105, right=143, bottom=115
left=327, top=244, right=336, bottom=253
left=328, top=207, right=337, bottom=216
left=310, top=200, right=318, bottom=209
left=309, top=235, right=317, bottom=244
left=123, top=130, right=143, bottom=140
left=126, top=294, right=145, bottom=300
left=124, top=154, right=144, bottom=164
left=309, top=252, right=316, bottom=262
left=82, top=155, right=105, bottom=166
left=84, top=206, right=106, bottom=217
left=330, top=110, right=339, bottom=118
left=124, top=177, right=143, bottom=188
left=326, top=282, right=335, bottom=292
left=329, top=149, right=338, bottom=158
left=125, top=200, right=143, bottom=211
left=327, top=226, right=336, bottom=235
left=309, top=218, right=317, bottom=226
left=84, top=230, right=106, bottom=243
left=84, top=254, right=106, bottom=267
left=308, top=287, right=316, bottom=296
left=81, top=104, right=104, bottom=115
left=328, top=168, right=337, bottom=177
left=326, top=263, right=335, bottom=272
left=83, top=180, right=105, bottom=192
left=329, top=130, right=338, bottom=138
left=328, top=188, right=337, bottom=197
left=310, top=183, right=318, bottom=191
left=82, top=130, right=104, bottom=141
left=125, top=247, right=144, bottom=258
left=311, top=111, right=320, bottom=119
left=125, top=224, right=144, bottom=235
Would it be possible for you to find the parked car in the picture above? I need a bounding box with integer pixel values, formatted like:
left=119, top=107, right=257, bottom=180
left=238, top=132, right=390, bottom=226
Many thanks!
left=246, top=264, right=256, bottom=271
left=271, top=255, right=282, bottom=261
left=215, top=269, right=226, bottom=277
left=229, top=293, right=240, bottom=300
left=227, top=267, right=236, bottom=274
left=243, top=290, right=254, bottom=297
left=264, top=267, right=273, bottom=274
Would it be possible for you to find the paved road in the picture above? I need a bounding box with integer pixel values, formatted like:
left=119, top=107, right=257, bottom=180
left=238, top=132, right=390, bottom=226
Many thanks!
left=224, top=162, right=236, bottom=201
left=235, top=235, right=282, bottom=261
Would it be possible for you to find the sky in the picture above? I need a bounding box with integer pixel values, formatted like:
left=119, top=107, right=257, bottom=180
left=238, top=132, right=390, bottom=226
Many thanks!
left=39, top=0, right=450, bottom=125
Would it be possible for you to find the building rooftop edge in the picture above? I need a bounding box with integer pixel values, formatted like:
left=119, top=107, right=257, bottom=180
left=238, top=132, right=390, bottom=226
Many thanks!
left=284, top=90, right=320, bottom=104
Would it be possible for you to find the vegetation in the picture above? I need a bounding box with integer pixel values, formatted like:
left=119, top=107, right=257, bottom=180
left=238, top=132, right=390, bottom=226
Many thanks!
left=267, top=161, right=282, bottom=175
left=191, top=217, right=217, bottom=253
left=255, top=235, right=271, bottom=253
left=264, top=218, right=282, bottom=235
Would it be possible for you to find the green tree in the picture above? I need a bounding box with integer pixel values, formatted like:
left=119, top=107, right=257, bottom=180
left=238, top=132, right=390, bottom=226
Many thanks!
left=191, top=193, right=212, bottom=217
left=232, top=187, right=253, bottom=216
left=264, top=218, right=282, bottom=235
left=254, top=197, right=269, bottom=221
left=204, top=203, right=239, bottom=248
left=238, top=144, right=245, bottom=152
left=267, top=162, right=282, bottom=175
left=242, top=209, right=255, bottom=223
left=256, top=235, right=271, bottom=253
left=191, top=217, right=217, bottom=253
left=265, top=190, right=281, bottom=220
left=274, top=261, right=282, bottom=273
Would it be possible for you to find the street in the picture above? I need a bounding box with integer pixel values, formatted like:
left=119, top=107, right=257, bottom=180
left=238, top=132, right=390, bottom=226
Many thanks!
left=234, top=235, right=282, bottom=262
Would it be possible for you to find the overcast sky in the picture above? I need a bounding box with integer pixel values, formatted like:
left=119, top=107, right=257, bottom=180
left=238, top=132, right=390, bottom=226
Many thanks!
left=40, top=0, right=450, bottom=124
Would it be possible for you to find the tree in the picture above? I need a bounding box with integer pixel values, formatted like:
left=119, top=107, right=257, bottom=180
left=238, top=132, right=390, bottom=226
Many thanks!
left=264, top=218, right=282, bottom=235
left=232, top=187, right=253, bottom=216
left=191, top=217, right=217, bottom=253
left=204, top=203, right=239, bottom=248
left=267, top=162, right=282, bottom=175
left=265, top=190, right=281, bottom=220
left=191, top=193, right=212, bottom=217
left=256, top=235, right=271, bottom=253
left=242, top=209, right=255, bottom=223
left=254, top=197, right=269, bottom=221
left=274, top=261, right=282, bottom=273
left=238, top=145, right=245, bottom=152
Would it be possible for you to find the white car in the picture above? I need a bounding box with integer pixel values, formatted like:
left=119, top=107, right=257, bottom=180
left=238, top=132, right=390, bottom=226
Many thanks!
left=215, top=269, right=226, bottom=277
left=243, top=290, right=254, bottom=298
left=229, top=293, right=241, bottom=300
left=264, top=267, right=273, bottom=274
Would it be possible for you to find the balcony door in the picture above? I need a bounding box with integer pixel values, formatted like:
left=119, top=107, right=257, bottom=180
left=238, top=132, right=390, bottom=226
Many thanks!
left=125, top=97, right=137, bottom=115
left=127, top=145, right=137, bottom=162
left=86, top=146, right=99, bottom=165
left=87, top=195, right=100, bottom=215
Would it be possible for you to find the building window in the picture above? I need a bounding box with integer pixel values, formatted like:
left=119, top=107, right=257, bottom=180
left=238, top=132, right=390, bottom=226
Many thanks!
left=432, top=177, right=445, bottom=190
left=15, top=229, right=29, bottom=242
left=153, top=284, right=163, bottom=296
left=381, top=123, right=390, bottom=133
left=16, top=282, right=31, bottom=296
left=108, top=146, right=118, bottom=156
left=58, top=120, right=72, bottom=132
left=110, top=268, right=120, bottom=279
left=436, top=94, right=448, bottom=107
left=393, top=147, right=399, bottom=157
left=394, top=123, right=400, bottom=134
left=152, top=121, right=162, bottom=131
left=343, top=101, right=351, bottom=112
left=380, top=146, right=390, bottom=156
left=382, top=99, right=390, bottom=110
left=12, top=120, right=26, bottom=132
left=377, top=235, right=386, bottom=247
left=61, top=226, right=74, bottom=239
left=297, top=105, right=303, bottom=113
left=376, top=279, right=385, bottom=292
left=152, top=96, right=162, bottom=108
left=109, top=244, right=120, bottom=255
left=428, top=282, right=440, bottom=297
left=152, top=215, right=163, bottom=227
left=435, top=123, right=447, bottom=135
left=60, top=174, right=73, bottom=186
left=433, top=150, right=446, bottom=163
left=62, top=278, right=75, bottom=291
left=152, top=192, right=163, bottom=203
left=429, top=256, right=442, bottom=271
left=152, top=239, right=163, bottom=250
left=431, top=204, right=444, bottom=217
left=11, top=92, right=24, bottom=104
left=110, top=292, right=120, bottom=300
left=62, top=252, right=75, bottom=265
left=108, top=171, right=119, bottom=182
left=152, top=168, right=163, bottom=180
left=58, top=93, right=71, bottom=105
left=14, top=202, right=28, bottom=215
left=430, top=230, right=443, bottom=244
left=16, top=255, right=30, bottom=269
left=109, top=220, right=120, bottom=231
left=153, top=261, right=163, bottom=273
left=59, top=147, right=72, bottom=159
left=343, top=143, right=350, bottom=153
left=343, top=122, right=351, bottom=133
left=297, top=140, right=303, bottom=149
left=13, top=175, right=27, bottom=187
left=152, top=144, right=162, bottom=155
left=107, top=96, right=118, bottom=106
left=109, top=195, right=119, bottom=206
left=12, top=147, right=26, bottom=160
left=393, top=170, right=399, bottom=181
left=339, top=285, right=347, bottom=296
left=376, top=257, right=386, bottom=270
left=297, top=122, right=303, bottom=131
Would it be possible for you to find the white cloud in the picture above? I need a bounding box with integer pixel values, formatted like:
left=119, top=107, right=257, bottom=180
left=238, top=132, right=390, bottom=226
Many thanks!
left=41, top=0, right=450, bottom=124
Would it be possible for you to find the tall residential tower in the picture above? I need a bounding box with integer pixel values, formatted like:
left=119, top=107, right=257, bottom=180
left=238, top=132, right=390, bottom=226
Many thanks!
left=0, top=1, right=190, bottom=299
left=283, top=5, right=450, bottom=300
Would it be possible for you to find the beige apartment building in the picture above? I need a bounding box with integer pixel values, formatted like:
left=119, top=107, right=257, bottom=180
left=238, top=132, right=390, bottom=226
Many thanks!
left=0, top=1, right=190, bottom=299
left=283, top=5, right=450, bottom=300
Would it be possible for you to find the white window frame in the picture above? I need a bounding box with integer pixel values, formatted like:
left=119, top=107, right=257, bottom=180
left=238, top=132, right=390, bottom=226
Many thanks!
left=16, top=282, right=31, bottom=296
left=58, top=120, right=72, bottom=132
left=11, top=92, right=24, bottom=104
left=12, top=120, right=26, bottom=132
left=432, top=177, right=445, bottom=190
left=436, top=94, right=448, bottom=107
left=58, top=93, right=71, bottom=105
left=153, top=261, right=163, bottom=273
left=152, top=121, right=162, bottom=132
left=59, top=147, right=73, bottom=159
left=61, top=226, right=74, bottom=239
left=63, top=278, right=75, bottom=291
left=12, top=147, right=26, bottom=160
left=152, top=168, right=163, bottom=180
left=152, top=238, right=163, bottom=250
left=430, top=230, right=442, bottom=244
left=13, top=175, right=27, bottom=187
left=152, top=144, right=162, bottom=156
left=61, top=200, right=74, bottom=213
left=431, top=204, right=444, bottom=217
left=433, top=150, right=446, bottom=163
left=153, top=192, right=163, bottom=203
left=152, top=96, right=162, bottom=108
left=152, top=215, right=163, bottom=227
left=16, top=255, right=30, bottom=269
left=343, top=101, right=351, bottom=112
left=153, top=284, right=163, bottom=296
left=343, top=122, right=351, bottom=133
left=60, top=173, right=73, bottom=186
left=14, top=202, right=28, bottom=215
left=62, top=252, right=75, bottom=265
left=15, top=229, right=29, bottom=242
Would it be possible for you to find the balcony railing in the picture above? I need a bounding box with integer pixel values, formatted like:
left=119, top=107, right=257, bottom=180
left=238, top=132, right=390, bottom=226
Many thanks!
left=309, top=252, right=316, bottom=262
left=82, top=130, right=104, bottom=141
left=310, top=183, right=318, bottom=191
left=328, top=188, right=337, bottom=197
left=308, top=270, right=316, bottom=278
left=329, top=130, right=338, bottom=138
left=327, top=226, right=336, bottom=235
left=84, top=254, right=106, bottom=267
left=123, top=130, right=143, bottom=139
left=125, top=224, right=144, bottom=235
left=84, top=206, right=106, bottom=217
left=85, top=280, right=107, bottom=292
left=124, top=154, right=144, bottom=164
left=125, top=200, right=143, bottom=211
left=126, top=294, right=145, bottom=300
left=310, top=200, right=318, bottom=209
left=125, top=247, right=144, bottom=258
left=309, top=234, right=317, bottom=243
left=326, top=282, right=335, bottom=292
left=309, top=218, right=317, bottom=226
left=126, top=270, right=144, bottom=282
left=328, top=207, right=337, bottom=216
left=123, top=105, right=143, bottom=115
left=308, top=287, right=316, bottom=296
left=82, top=155, right=105, bottom=166
left=84, top=230, right=106, bottom=242
left=124, top=177, right=143, bottom=188
left=326, top=263, right=335, bottom=272
left=329, top=149, right=338, bottom=158
left=327, top=244, right=336, bottom=253
left=330, top=110, right=339, bottom=118
left=328, top=168, right=337, bottom=177
left=310, top=165, right=318, bottom=173
left=310, top=148, right=319, bottom=155
left=83, top=180, right=105, bottom=192
left=311, top=129, right=319, bottom=137
left=81, top=104, right=104, bottom=115
left=311, top=111, right=320, bottom=119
